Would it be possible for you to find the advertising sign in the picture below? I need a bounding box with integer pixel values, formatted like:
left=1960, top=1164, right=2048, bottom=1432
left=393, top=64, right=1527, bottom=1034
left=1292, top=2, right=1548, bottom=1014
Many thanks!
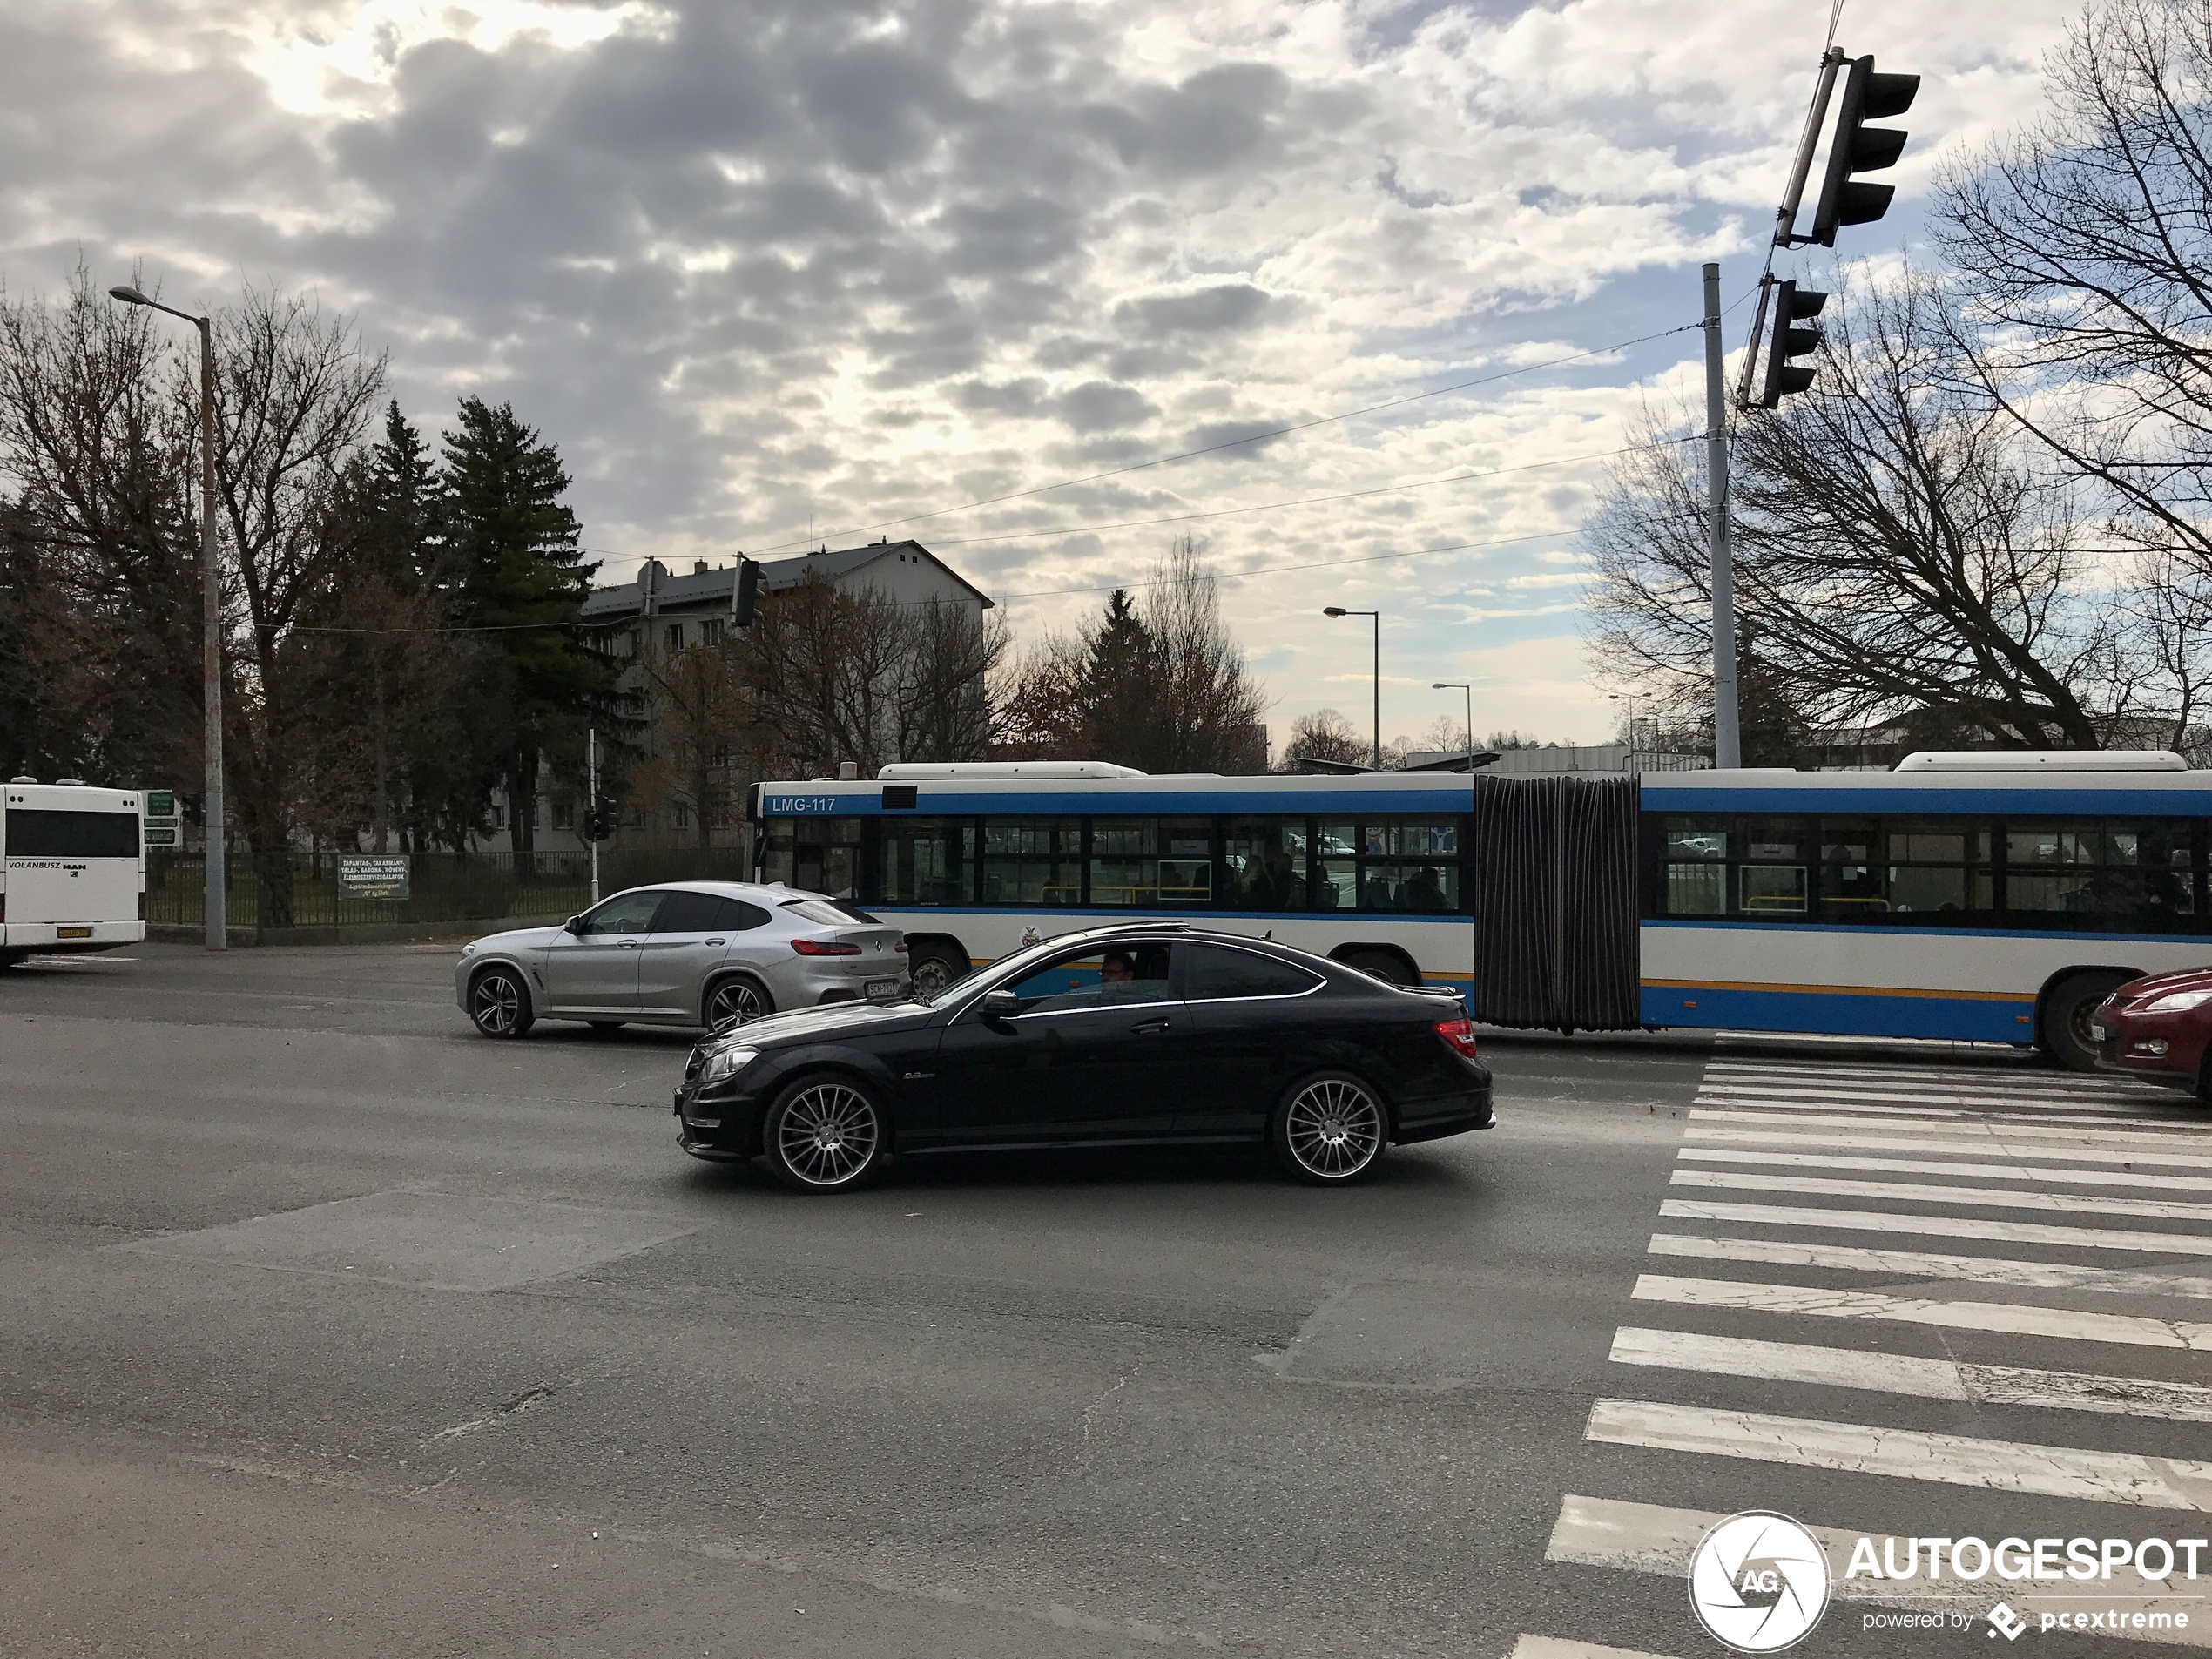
left=337, top=854, right=410, bottom=901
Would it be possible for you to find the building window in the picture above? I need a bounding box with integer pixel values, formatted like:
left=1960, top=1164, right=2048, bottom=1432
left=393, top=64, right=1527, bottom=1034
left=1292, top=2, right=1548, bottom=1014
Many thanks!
left=672, top=804, right=691, bottom=829
left=552, top=801, right=575, bottom=830
left=489, top=805, right=505, bottom=830
left=702, top=619, right=724, bottom=648
left=666, top=623, right=684, bottom=651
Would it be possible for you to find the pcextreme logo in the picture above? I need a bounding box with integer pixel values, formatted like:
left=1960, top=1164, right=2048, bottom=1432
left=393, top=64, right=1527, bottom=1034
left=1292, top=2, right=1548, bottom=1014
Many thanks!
left=1688, top=1511, right=1831, bottom=1653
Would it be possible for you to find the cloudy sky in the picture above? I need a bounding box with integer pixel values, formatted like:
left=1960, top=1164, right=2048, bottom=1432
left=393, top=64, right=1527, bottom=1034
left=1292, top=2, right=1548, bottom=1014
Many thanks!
left=2, top=0, right=2087, bottom=751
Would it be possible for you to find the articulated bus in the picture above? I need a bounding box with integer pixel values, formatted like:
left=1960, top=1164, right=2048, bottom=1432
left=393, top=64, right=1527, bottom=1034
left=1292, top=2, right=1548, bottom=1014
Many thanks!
left=1, top=780, right=147, bottom=965
left=747, top=751, right=2212, bottom=1069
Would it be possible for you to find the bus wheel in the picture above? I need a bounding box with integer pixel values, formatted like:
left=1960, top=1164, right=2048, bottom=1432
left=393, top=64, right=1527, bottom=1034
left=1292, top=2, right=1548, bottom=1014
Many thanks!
left=1341, top=949, right=1416, bottom=988
left=907, top=946, right=968, bottom=1000
left=2038, top=970, right=2132, bottom=1073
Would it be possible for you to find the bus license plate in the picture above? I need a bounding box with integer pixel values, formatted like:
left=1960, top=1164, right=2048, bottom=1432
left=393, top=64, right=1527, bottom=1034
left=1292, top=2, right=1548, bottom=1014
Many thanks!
left=865, top=979, right=900, bottom=1001
left=57, top=927, right=91, bottom=940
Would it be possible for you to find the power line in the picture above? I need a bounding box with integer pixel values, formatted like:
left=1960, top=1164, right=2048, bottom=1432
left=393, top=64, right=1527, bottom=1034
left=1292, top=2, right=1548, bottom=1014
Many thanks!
left=732, top=320, right=1706, bottom=557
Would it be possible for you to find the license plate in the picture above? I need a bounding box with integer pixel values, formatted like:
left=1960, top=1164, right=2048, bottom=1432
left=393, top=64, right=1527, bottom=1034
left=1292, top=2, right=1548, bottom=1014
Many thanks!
left=56, top=927, right=91, bottom=940
left=865, top=979, right=900, bottom=1001
left=2089, top=1023, right=2108, bottom=1042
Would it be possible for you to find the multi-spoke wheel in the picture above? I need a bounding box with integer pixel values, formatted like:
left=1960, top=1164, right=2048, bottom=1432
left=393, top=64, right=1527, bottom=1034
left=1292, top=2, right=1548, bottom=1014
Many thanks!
left=907, top=948, right=966, bottom=1000
left=468, top=966, right=535, bottom=1038
left=764, top=1076, right=887, bottom=1193
left=1271, top=1072, right=1387, bottom=1184
left=705, top=975, right=772, bottom=1034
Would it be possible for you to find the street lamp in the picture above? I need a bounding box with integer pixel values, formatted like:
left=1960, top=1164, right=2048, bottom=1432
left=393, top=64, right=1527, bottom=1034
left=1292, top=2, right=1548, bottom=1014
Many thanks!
left=1433, top=682, right=1475, bottom=761
left=110, top=283, right=224, bottom=950
left=1608, top=692, right=1650, bottom=773
left=1323, top=606, right=1380, bottom=770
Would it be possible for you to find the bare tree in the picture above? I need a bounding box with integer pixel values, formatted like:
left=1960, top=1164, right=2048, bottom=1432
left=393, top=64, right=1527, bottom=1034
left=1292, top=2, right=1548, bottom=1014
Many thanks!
left=1589, top=272, right=2117, bottom=753
left=1276, top=707, right=1366, bottom=770
left=1935, top=0, right=2212, bottom=575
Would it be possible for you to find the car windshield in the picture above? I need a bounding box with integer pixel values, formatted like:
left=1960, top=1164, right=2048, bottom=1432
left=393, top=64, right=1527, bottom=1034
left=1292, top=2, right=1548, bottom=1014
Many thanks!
left=780, top=898, right=880, bottom=927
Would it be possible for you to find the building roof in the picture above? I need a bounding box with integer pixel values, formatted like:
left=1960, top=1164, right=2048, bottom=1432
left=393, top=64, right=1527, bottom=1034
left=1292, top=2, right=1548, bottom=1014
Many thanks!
left=580, top=538, right=994, bottom=620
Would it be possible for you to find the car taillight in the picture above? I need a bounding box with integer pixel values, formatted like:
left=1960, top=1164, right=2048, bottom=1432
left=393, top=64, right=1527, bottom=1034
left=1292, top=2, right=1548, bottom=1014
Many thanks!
left=791, top=938, right=863, bottom=956
left=1433, top=1017, right=1479, bottom=1059
left=894, top=939, right=907, bottom=952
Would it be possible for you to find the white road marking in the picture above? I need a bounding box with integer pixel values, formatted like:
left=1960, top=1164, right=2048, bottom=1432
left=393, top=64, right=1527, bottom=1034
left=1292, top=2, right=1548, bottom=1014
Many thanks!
left=1689, top=1109, right=2205, bottom=1145
left=1583, top=1398, right=2212, bottom=1510
left=1676, top=1145, right=2212, bottom=1192
left=1609, top=1325, right=2212, bottom=1420
left=1696, top=1080, right=2148, bottom=1109
left=1646, top=1231, right=2212, bottom=1298
left=1661, top=1196, right=2212, bottom=1254
left=1508, top=1638, right=1681, bottom=1659
left=1704, top=1061, right=2164, bottom=1096
left=1670, top=1167, right=2212, bottom=1222
left=1685, top=1123, right=2212, bottom=1170
left=1544, top=1494, right=2212, bottom=1648
left=1631, top=1273, right=2212, bottom=1350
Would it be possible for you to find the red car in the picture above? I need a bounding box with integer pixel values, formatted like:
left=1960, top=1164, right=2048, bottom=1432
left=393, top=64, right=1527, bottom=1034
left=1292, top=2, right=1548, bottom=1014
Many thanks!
left=2092, top=967, right=2212, bottom=1099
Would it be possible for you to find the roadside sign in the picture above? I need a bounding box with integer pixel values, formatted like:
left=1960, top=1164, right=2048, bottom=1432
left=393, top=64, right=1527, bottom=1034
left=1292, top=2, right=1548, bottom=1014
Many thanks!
left=144, top=826, right=178, bottom=847
left=146, top=790, right=175, bottom=818
left=337, top=854, right=410, bottom=901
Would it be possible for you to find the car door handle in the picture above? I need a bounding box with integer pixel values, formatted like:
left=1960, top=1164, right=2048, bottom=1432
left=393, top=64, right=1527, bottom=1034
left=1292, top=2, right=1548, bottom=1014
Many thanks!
left=616, top=939, right=641, bottom=948
left=1130, top=1018, right=1171, bottom=1035
left=705, top=938, right=725, bottom=946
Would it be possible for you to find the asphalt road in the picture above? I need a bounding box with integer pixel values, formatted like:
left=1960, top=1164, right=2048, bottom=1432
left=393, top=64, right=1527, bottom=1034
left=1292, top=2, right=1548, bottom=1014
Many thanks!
left=3, top=942, right=2204, bottom=1659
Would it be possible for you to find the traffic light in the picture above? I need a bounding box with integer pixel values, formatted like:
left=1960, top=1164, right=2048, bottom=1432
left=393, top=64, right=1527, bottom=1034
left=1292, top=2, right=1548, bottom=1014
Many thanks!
left=1810, top=55, right=1919, bottom=246
left=732, top=557, right=760, bottom=629
left=584, top=799, right=619, bottom=841
left=1757, top=280, right=1829, bottom=408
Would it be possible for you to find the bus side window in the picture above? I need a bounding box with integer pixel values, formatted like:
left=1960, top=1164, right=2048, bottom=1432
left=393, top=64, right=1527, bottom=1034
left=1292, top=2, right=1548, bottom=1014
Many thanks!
left=1661, top=818, right=1729, bottom=915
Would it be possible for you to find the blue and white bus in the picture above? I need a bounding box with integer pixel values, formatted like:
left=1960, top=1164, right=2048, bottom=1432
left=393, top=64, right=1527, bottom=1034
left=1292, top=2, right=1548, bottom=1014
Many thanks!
left=748, top=751, right=2212, bottom=1069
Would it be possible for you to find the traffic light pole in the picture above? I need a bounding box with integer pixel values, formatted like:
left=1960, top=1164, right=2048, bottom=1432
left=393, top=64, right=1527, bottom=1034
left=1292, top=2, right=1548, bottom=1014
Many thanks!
left=1703, top=263, right=1742, bottom=771
left=587, top=726, right=600, bottom=905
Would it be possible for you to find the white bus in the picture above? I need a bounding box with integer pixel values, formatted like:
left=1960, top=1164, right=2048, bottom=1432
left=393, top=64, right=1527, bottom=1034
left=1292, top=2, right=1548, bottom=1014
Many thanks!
left=747, top=752, right=2212, bottom=1071
left=1, top=779, right=147, bottom=965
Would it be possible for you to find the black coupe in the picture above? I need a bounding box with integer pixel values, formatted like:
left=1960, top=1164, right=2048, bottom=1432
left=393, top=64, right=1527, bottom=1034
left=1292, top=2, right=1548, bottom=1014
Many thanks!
left=673, top=921, right=1494, bottom=1191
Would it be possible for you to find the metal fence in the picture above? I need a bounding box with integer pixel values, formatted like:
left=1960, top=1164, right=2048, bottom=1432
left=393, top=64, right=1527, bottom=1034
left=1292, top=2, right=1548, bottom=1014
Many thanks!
left=145, top=848, right=757, bottom=933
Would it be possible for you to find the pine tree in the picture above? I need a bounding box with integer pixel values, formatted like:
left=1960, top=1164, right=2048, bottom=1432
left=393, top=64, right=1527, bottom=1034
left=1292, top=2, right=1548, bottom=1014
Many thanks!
left=434, top=398, right=610, bottom=853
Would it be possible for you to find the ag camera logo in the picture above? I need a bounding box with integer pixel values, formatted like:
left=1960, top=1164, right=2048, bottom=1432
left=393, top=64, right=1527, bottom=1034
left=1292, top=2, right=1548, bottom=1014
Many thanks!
left=1689, top=1511, right=1831, bottom=1652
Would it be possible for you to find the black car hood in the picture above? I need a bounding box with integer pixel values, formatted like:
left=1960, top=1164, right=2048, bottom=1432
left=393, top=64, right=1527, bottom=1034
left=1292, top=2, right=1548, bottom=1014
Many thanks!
left=702, top=999, right=934, bottom=1055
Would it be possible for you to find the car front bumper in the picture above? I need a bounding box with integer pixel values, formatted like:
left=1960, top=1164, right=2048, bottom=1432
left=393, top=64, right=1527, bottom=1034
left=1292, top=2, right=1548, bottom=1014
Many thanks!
left=2091, top=1012, right=2205, bottom=1096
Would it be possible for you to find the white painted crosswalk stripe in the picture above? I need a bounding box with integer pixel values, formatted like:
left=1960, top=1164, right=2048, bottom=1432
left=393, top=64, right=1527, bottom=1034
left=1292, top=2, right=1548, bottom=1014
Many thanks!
left=1646, top=1232, right=2212, bottom=1298
left=1694, top=1094, right=2174, bottom=1127
left=1609, top=1325, right=2212, bottom=1420
left=1631, top=1272, right=2212, bottom=1349
left=1705, top=1059, right=2165, bottom=1094
left=1690, top=1107, right=2207, bottom=1143
left=1661, top=1195, right=2212, bottom=1253
left=1678, top=1144, right=2212, bottom=1191
left=1507, top=1637, right=1680, bottom=1659
left=1584, top=1398, right=2212, bottom=1510
left=1697, top=1080, right=2153, bottom=1111
left=1544, top=1494, right=2212, bottom=1648
left=1670, top=1166, right=2212, bottom=1222
left=1685, top=1123, right=2212, bottom=1169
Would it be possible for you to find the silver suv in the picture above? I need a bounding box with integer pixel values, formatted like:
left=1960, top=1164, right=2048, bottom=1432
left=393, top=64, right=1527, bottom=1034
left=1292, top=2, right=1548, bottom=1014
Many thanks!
left=455, top=882, right=911, bottom=1038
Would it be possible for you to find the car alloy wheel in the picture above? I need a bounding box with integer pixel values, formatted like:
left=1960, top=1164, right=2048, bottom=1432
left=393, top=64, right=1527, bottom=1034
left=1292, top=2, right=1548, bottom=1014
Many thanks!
left=1275, top=1074, right=1386, bottom=1184
left=469, top=968, right=532, bottom=1038
left=706, top=976, right=771, bottom=1034
left=767, top=1078, right=886, bottom=1192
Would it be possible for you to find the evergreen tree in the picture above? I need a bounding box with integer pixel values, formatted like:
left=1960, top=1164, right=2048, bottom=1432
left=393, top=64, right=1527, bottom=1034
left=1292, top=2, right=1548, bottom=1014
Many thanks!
left=1082, top=590, right=1159, bottom=764
left=433, top=398, right=610, bottom=853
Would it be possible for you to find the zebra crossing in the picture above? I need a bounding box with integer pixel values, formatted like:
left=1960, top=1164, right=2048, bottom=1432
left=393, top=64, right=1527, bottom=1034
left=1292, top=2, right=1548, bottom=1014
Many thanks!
left=1514, top=1053, right=2212, bottom=1657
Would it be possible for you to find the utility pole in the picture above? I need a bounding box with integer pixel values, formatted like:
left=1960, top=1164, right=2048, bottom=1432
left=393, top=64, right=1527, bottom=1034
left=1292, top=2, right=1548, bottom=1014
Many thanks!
left=1703, top=263, right=1741, bottom=770
left=587, top=727, right=601, bottom=905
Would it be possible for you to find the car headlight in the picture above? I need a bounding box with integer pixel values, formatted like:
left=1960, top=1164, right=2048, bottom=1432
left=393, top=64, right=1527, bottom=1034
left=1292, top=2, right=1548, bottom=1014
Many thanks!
left=2142, top=988, right=2212, bottom=1015
left=459, top=942, right=475, bottom=958
left=698, top=1047, right=759, bottom=1085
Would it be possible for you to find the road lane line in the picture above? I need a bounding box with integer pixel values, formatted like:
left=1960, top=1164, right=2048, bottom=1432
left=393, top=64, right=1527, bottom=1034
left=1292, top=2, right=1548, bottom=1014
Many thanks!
left=1669, top=1168, right=2212, bottom=1222
left=1645, top=1232, right=2212, bottom=1298
left=1543, top=1494, right=2212, bottom=1648
left=1583, top=1399, right=2212, bottom=1510
left=1659, top=1197, right=2212, bottom=1254
left=1631, top=1273, right=2212, bottom=1350
left=1676, top=1146, right=2212, bottom=1191
left=1609, top=1326, right=2212, bottom=1421
left=1684, top=1124, right=2212, bottom=1170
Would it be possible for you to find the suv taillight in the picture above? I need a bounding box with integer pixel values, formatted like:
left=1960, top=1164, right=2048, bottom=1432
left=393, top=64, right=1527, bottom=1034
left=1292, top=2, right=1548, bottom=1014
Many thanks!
left=791, top=938, right=862, bottom=956
left=1433, top=1017, right=1479, bottom=1059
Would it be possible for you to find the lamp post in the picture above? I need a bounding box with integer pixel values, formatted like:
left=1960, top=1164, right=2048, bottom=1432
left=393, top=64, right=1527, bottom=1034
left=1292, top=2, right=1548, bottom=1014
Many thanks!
left=1323, top=606, right=1380, bottom=770
left=1608, top=692, right=1650, bottom=773
left=1433, top=682, right=1475, bottom=762
left=110, top=283, right=224, bottom=949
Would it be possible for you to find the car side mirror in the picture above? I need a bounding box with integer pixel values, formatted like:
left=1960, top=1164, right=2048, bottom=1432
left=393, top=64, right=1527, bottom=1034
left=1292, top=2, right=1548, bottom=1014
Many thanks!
left=563, top=915, right=583, bottom=934
left=980, top=989, right=1021, bottom=1021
